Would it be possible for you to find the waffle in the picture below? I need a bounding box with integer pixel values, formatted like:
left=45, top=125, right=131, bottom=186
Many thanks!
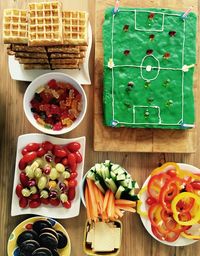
left=51, top=64, right=79, bottom=69
left=62, top=11, right=88, bottom=45
left=15, top=52, right=48, bottom=59
left=3, top=1, right=89, bottom=70
left=49, top=52, right=82, bottom=59
left=3, top=9, right=28, bottom=44
left=24, top=64, right=51, bottom=69
left=47, top=45, right=80, bottom=53
left=17, top=58, right=49, bottom=64
left=28, top=1, right=63, bottom=46
left=50, top=58, right=82, bottom=65
left=11, top=44, right=46, bottom=53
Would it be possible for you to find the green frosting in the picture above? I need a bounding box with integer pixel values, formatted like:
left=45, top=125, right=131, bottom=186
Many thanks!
left=103, top=8, right=197, bottom=129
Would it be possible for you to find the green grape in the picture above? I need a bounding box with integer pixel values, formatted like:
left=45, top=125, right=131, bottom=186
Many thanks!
left=61, top=171, right=70, bottom=179
left=40, top=189, right=49, bottom=199
left=49, top=168, right=58, bottom=180
left=55, top=163, right=65, bottom=173
left=22, top=188, right=31, bottom=197
left=34, top=168, right=42, bottom=178
left=30, top=186, right=37, bottom=194
left=37, top=176, right=47, bottom=190
left=25, top=166, right=35, bottom=179
left=30, top=161, right=39, bottom=171
left=60, top=193, right=68, bottom=203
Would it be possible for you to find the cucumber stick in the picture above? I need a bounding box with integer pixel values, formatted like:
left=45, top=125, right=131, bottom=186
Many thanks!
left=86, top=160, right=138, bottom=200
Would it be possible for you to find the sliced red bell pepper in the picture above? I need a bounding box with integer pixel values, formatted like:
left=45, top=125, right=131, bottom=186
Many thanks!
left=147, top=173, right=171, bottom=200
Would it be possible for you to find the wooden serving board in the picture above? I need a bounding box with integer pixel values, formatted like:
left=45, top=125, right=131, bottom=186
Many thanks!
left=94, top=0, right=199, bottom=153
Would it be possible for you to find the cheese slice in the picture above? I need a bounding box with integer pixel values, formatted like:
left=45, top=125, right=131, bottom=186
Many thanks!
left=86, top=228, right=94, bottom=244
left=93, top=222, right=115, bottom=252
left=113, top=228, right=121, bottom=249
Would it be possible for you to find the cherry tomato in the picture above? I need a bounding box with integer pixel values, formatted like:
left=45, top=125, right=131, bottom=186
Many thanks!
left=22, top=151, right=37, bottom=163
left=29, top=199, right=41, bottom=208
left=68, top=179, right=77, bottom=188
left=49, top=198, right=60, bottom=206
left=54, top=157, right=61, bottom=164
left=67, top=142, right=81, bottom=153
left=68, top=187, right=76, bottom=201
left=68, top=153, right=77, bottom=172
left=19, top=197, right=28, bottom=208
left=62, top=157, right=68, bottom=166
left=146, top=197, right=157, bottom=206
left=16, top=184, right=23, bottom=198
left=29, top=193, right=40, bottom=200
left=20, top=172, right=29, bottom=186
left=42, top=141, right=54, bottom=151
left=21, top=148, right=28, bottom=155
left=18, top=158, right=27, bottom=170
left=25, top=143, right=40, bottom=152
left=54, top=149, right=67, bottom=158
left=74, top=151, right=82, bottom=163
left=62, top=201, right=71, bottom=208
left=37, top=147, right=46, bottom=157
left=41, top=198, right=50, bottom=205
left=69, top=172, right=78, bottom=180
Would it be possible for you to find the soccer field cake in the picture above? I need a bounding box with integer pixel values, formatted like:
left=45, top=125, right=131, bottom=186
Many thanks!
left=103, top=8, right=197, bottom=129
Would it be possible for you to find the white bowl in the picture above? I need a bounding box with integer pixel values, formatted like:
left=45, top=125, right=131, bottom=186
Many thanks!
left=23, top=72, right=87, bottom=135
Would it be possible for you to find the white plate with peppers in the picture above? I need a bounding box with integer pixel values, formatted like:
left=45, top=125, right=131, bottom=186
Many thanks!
left=138, top=162, right=200, bottom=246
left=11, top=133, right=85, bottom=219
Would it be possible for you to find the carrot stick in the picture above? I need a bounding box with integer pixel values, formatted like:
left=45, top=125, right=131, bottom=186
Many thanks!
left=107, top=190, right=115, bottom=218
left=103, top=190, right=110, bottom=212
left=116, top=204, right=136, bottom=213
left=85, top=185, right=91, bottom=223
left=115, top=206, right=124, bottom=218
left=101, top=210, right=108, bottom=222
left=86, top=179, right=98, bottom=219
left=115, top=199, right=136, bottom=207
left=97, top=189, right=104, bottom=214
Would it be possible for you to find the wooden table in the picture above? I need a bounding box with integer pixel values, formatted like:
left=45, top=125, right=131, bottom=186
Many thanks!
left=0, top=0, right=200, bottom=255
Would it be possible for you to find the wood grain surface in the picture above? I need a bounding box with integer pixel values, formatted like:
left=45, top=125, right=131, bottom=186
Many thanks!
left=94, top=0, right=199, bottom=153
left=0, top=0, right=200, bottom=256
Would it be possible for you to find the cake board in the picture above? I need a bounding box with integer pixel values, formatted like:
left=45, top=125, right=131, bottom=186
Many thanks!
left=94, top=0, right=199, bottom=153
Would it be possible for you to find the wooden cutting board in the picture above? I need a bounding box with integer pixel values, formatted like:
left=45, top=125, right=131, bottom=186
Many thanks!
left=94, top=0, right=199, bottom=153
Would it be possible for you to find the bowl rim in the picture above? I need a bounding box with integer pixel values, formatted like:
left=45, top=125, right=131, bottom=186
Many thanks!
left=23, top=72, right=87, bottom=135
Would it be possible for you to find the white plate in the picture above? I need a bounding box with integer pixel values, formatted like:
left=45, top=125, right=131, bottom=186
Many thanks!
left=8, top=23, right=92, bottom=84
left=11, top=133, right=85, bottom=219
left=140, top=163, right=199, bottom=246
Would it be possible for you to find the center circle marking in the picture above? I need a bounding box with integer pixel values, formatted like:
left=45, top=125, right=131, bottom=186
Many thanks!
left=146, top=65, right=152, bottom=72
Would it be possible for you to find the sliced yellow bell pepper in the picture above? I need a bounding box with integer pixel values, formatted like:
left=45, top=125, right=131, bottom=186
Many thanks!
left=150, top=162, right=181, bottom=176
left=171, top=192, right=200, bottom=226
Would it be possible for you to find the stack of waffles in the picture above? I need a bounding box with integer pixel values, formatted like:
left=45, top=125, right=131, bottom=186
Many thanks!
left=3, top=1, right=88, bottom=70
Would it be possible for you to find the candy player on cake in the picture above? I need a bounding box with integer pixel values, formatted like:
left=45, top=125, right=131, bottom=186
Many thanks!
left=103, top=7, right=197, bottom=129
